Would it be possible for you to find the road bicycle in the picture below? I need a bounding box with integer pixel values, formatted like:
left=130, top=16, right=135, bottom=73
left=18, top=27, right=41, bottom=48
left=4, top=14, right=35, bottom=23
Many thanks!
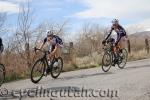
left=101, top=38, right=128, bottom=72
left=31, top=48, right=63, bottom=83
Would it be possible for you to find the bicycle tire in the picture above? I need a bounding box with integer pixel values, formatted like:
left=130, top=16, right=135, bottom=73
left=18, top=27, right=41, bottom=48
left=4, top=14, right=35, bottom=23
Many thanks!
left=31, top=59, right=46, bottom=83
left=51, top=57, right=63, bottom=79
left=102, top=52, right=112, bottom=72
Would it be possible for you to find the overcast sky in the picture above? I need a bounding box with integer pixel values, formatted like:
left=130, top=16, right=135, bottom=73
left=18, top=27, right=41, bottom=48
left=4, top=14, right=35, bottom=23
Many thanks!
left=1, top=0, right=150, bottom=37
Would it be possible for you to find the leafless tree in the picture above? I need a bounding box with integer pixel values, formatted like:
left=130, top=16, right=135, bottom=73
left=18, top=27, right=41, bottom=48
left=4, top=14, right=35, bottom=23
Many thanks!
left=76, top=23, right=103, bottom=56
left=15, top=0, right=33, bottom=68
left=0, top=13, right=7, bottom=35
left=33, top=20, right=69, bottom=46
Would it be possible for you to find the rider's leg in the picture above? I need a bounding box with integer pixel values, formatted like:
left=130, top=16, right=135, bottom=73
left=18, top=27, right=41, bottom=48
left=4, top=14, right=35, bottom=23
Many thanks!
left=55, top=46, right=61, bottom=59
left=48, top=45, right=55, bottom=62
left=52, top=44, right=62, bottom=61
left=49, top=45, right=61, bottom=68
left=46, top=46, right=55, bottom=73
left=118, top=36, right=126, bottom=53
left=53, top=45, right=63, bottom=68
left=112, top=46, right=118, bottom=66
left=113, top=46, right=119, bottom=58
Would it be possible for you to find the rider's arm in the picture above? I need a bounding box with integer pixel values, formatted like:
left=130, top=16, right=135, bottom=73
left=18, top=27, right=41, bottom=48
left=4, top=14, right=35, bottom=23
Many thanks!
left=39, top=43, right=44, bottom=50
left=39, top=38, right=47, bottom=49
left=105, top=28, right=113, bottom=41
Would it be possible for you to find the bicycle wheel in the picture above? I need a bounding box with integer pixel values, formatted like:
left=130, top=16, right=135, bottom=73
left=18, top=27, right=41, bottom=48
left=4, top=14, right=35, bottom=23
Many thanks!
left=31, top=59, right=46, bottom=83
left=0, top=64, right=5, bottom=87
left=117, top=49, right=128, bottom=69
left=51, top=57, right=63, bottom=79
left=102, top=52, right=112, bottom=72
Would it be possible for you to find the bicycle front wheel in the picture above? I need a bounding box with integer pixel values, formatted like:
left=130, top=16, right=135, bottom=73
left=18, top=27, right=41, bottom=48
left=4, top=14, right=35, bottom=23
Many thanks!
left=101, top=52, right=112, bottom=72
left=51, top=57, right=63, bottom=79
left=31, top=59, right=46, bottom=83
left=0, top=64, right=5, bottom=87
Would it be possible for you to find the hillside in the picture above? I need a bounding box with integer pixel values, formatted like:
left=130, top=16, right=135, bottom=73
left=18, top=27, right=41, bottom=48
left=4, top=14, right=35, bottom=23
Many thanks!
left=130, top=31, right=150, bottom=38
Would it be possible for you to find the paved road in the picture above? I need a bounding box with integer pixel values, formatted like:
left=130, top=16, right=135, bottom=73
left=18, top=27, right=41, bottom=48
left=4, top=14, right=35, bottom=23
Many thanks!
left=1, top=59, right=150, bottom=100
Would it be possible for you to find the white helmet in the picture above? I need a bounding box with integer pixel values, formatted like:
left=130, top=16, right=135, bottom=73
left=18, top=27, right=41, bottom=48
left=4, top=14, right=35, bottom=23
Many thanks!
left=112, top=19, right=119, bottom=25
left=46, top=30, right=54, bottom=37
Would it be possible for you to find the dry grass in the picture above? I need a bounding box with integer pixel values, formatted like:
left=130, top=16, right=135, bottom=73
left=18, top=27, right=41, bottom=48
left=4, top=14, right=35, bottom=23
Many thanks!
left=128, top=49, right=150, bottom=61
left=76, top=52, right=102, bottom=67
left=65, top=49, right=150, bottom=72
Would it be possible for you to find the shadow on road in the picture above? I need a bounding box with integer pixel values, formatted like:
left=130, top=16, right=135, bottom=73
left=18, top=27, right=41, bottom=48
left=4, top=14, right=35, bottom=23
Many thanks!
left=59, top=63, right=150, bottom=81
left=38, top=64, right=150, bottom=85
left=124, top=64, right=150, bottom=70
left=58, top=72, right=114, bottom=81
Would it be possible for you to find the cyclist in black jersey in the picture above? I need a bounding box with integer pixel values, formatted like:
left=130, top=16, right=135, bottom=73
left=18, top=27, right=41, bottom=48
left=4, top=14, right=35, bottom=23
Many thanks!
left=102, top=19, right=128, bottom=51
left=102, top=19, right=128, bottom=66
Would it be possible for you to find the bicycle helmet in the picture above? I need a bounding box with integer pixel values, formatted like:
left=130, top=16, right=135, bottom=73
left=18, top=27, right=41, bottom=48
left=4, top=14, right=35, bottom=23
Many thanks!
left=112, top=19, right=119, bottom=25
left=47, top=30, right=54, bottom=37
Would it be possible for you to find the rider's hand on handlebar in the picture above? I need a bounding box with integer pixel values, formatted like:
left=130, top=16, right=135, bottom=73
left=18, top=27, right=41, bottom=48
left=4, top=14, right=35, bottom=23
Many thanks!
left=102, top=40, right=106, bottom=45
left=34, top=47, right=39, bottom=54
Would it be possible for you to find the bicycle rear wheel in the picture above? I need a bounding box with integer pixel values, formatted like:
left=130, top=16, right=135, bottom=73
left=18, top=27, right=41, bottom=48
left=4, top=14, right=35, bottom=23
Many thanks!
left=0, top=64, right=5, bottom=87
left=51, top=57, right=63, bottom=79
left=102, top=52, right=112, bottom=72
left=31, top=59, right=46, bottom=83
left=117, top=49, right=128, bottom=69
